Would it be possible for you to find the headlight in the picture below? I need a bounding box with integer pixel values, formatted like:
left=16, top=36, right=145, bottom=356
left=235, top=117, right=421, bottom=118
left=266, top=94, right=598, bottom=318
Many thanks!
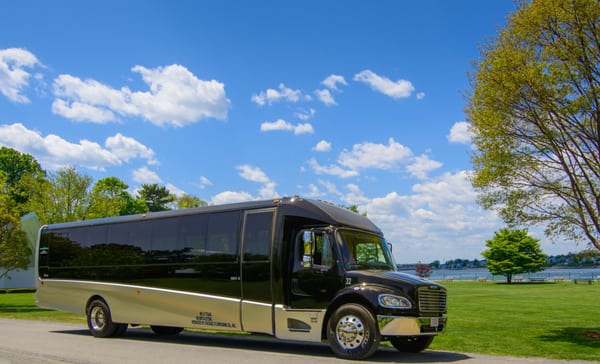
left=378, top=294, right=412, bottom=309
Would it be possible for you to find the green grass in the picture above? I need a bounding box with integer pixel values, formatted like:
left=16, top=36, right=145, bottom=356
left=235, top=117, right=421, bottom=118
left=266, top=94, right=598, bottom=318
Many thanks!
left=428, top=281, right=600, bottom=361
left=1, top=282, right=599, bottom=361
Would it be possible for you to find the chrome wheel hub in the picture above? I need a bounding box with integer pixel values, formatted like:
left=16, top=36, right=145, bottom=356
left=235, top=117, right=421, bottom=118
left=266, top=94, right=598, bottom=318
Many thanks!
left=90, top=306, right=106, bottom=331
left=335, top=314, right=365, bottom=349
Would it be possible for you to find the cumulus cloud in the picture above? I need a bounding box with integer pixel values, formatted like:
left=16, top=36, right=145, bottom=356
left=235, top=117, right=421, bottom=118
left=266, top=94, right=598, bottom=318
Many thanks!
left=353, top=171, right=500, bottom=262
left=0, top=123, right=155, bottom=171
left=251, top=83, right=308, bottom=106
left=406, top=154, right=443, bottom=179
left=52, top=64, right=230, bottom=127
left=338, top=138, right=412, bottom=170
left=353, top=70, right=414, bottom=99
left=308, top=158, right=359, bottom=179
left=132, top=166, right=162, bottom=184
left=315, top=89, right=336, bottom=106
left=321, top=74, right=347, bottom=90
left=260, top=119, right=314, bottom=135
left=313, top=140, right=332, bottom=152
left=237, top=164, right=278, bottom=199
left=0, top=48, right=41, bottom=103
left=210, top=191, right=254, bottom=205
left=447, top=121, right=474, bottom=144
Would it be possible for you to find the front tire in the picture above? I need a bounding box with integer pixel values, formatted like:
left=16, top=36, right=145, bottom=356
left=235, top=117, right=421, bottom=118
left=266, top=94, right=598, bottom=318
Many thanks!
left=326, top=303, right=380, bottom=360
left=389, top=335, right=434, bottom=353
left=86, top=299, right=119, bottom=338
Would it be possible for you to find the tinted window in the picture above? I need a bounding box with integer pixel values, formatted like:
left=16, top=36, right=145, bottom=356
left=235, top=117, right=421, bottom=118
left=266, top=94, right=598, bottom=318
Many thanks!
left=206, top=211, right=240, bottom=259
left=243, top=211, right=273, bottom=261
left=179, top=214, right=208, bottom=259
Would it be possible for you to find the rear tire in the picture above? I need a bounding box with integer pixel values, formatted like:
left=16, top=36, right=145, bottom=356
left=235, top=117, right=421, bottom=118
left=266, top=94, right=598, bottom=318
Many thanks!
left=150, top=325, right=184, bottom=336
left=86, top=299, right=119, bottom=338
left=389, top=335, right=434, bottom=352
left=326, top=303, right=380, bottom=360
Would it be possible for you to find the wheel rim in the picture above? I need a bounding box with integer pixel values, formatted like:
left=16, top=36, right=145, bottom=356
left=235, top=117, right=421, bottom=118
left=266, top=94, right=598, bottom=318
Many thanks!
left=90, top=306, right=106, bottom=331
left=335, top=314, right=366, bottom=349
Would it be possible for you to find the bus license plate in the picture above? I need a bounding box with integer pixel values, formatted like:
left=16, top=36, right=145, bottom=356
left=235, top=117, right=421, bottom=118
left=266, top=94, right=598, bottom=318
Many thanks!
left=430, top=317, right=439, bottom=327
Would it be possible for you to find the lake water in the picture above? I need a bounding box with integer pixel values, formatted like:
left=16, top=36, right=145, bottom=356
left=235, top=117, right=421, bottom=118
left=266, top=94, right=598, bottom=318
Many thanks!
left=401, top=267, right=600, bottom=281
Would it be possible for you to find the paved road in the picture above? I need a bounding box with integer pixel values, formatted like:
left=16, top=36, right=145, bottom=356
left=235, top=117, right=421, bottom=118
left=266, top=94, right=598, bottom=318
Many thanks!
left=0, top=319, right=596, bottom=364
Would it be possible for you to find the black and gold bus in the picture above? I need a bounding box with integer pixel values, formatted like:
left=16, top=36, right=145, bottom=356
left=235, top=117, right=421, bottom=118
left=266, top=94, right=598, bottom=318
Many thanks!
left=36, top=196, right=446, bottom=360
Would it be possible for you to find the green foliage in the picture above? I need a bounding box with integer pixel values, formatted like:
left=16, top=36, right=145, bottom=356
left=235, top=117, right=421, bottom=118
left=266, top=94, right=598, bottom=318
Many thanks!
left=87, top=177, right=145, bottom=218
left=0, top=184, right=31, bottom=279
left=0, top=147, right=47, bottom=214
left=175, top=193, right=207, bottom=209
left=466, top=0, right=600, bottom=251
left=482, top=228, right=547, bottom=283
left=137, top=183, right=174, bottom=212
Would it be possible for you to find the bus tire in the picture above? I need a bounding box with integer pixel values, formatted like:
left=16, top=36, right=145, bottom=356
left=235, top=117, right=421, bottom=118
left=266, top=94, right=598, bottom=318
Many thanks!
left=389, top=335, right=434, bottom=353
left=86, top=299, right=119, bottom=338
left=150, top=325, right=183, bottom=336
left=326, top=303, right=380, bottom=360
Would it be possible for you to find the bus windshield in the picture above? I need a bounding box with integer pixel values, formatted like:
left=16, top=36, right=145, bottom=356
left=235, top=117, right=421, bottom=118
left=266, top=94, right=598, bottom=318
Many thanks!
left=337, top=229, right=396, bottom=271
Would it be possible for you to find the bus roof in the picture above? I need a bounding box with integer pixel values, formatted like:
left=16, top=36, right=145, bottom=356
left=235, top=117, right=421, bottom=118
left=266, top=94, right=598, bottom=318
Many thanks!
left=42, top=196, right=381, bottom=234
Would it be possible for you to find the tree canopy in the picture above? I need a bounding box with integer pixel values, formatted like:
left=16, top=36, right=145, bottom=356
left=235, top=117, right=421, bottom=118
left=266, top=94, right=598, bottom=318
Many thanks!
left=466, top=0, right=600, bottom=251
left=0, top=175, right=31, bottom=279
left=137, top=183, right=175, bottom=212
left=482, top=228, right=547, bottom=284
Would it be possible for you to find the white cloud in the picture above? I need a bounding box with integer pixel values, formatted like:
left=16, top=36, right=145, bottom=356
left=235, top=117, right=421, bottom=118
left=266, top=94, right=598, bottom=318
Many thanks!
left=315, top=89, right=336, bottom=106
left=295, top=108, right=316, bottom=121
left=448, top=121, right=474, bottom=144
left=416, top=92, right=426, bottom=100
left=406, top=154, right=443, bottom=179
left=0, top=48, right=41, bottom=103
left=353, top=70, right=414, bottom=99
left=308, top=158, right=359, bottom=178
left=237, top=164, right=278, bottom=199
left=313, top=140, right=332, bottom=152
left=166, top=183, right=185, bottom=197
left=237, top=165, right=270, bottom=184
left=251, top=83, right=308, bottom=106
left=105, top=133, right=156, bottom=164
left=52, top=64, right=230, bottom=127
left=0, top=123, right=157, bottom=171
left=210, top=191, right=254, bottom=205
left=260, top=119, right=313, bottom=135
left=198, top=176, right=212, bottom=189
left=132, top=166, right=162, bottom=184
left=321, top=74, right=347, bottom=90
left=0, top=123, right=151, bottom=171
left=294, top=123, right=314, bottom=135
left=338, top=138, right=412, bottom=170
left=356, top=171, right=500, bottom=262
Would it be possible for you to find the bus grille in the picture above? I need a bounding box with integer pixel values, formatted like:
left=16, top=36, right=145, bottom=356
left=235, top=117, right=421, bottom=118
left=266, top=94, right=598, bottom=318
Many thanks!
left=418, top=287, right=447, bottom=313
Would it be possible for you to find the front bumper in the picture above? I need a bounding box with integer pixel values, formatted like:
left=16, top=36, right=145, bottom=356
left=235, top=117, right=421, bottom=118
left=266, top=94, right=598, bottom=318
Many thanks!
left=377, top=315, right=447, bottom=336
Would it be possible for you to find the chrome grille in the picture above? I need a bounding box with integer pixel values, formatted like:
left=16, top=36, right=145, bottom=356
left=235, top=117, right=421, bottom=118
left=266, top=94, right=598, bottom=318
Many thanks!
left=418, top=287, right=447, bottom=313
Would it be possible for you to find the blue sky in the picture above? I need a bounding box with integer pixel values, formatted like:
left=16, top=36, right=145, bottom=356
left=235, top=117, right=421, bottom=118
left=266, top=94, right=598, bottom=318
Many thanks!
left=1, top=1, right=581, bottom=263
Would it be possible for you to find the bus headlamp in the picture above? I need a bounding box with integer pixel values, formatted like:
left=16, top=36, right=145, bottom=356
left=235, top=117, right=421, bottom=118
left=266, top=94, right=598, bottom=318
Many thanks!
left=378, top=294, right=412, bottom=309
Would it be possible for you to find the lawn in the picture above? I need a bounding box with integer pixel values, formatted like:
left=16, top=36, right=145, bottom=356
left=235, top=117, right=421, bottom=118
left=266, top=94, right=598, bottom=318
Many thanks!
left=1, top=282, right=599, bottom=361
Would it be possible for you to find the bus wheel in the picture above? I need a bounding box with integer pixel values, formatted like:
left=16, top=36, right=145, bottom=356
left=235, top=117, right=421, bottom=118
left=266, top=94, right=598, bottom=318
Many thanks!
left=326, top=303, right=380, bottom=360
left=389, top=335, right=434, bottom=353
left=86, top=299, right=119, bottom=338
left=150, top=325, right=183, bottom=336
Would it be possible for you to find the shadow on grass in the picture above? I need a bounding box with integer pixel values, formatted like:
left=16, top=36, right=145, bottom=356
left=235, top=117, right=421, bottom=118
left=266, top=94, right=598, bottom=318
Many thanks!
left=0, top=306, right=54, bottom=313
left=538, top=327, right=600, bottom=349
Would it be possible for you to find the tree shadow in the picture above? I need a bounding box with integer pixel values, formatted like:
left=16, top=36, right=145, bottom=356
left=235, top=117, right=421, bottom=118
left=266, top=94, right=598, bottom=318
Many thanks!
left=538, top=327, right=600, bottom=349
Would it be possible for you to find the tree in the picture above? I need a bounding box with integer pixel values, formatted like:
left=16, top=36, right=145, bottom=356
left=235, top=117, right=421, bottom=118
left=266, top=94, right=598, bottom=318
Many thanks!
left=466, top=0, right=600, bottom=251
left=482, top=228, right=547, bottom=284
left=137, top=184, right=174, bottom=212
left=0, top=147, right=47, bottom=212
left=175, top=193, right=207, bottom=209
left=88, top=177, right=135, bottom=218
left=41, top=167, right=93, bottom=223
left=0, top=178, right=31, bottom=279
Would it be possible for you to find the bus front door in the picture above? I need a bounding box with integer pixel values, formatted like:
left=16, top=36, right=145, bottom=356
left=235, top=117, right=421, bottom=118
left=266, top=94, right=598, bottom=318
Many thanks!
left=240, top=209, right=275, bottom=334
